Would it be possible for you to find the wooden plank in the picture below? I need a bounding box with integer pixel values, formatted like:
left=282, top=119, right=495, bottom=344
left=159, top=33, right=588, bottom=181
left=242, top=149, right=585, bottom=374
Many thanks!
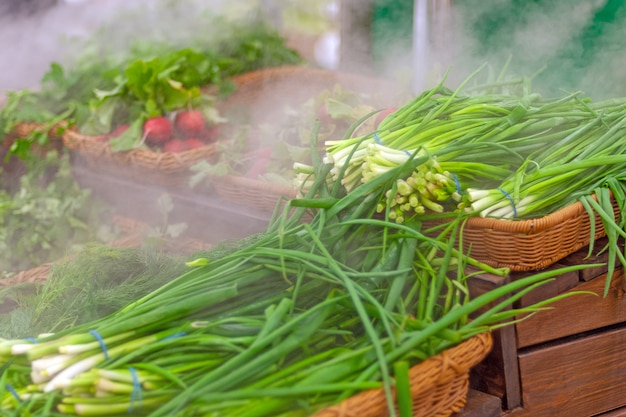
left=453, top=389, right=502, bottom=417
left=72, top=165, right=270, bottom=244
left=597, top=407, right=626, bottom=417
left=516, top=270, right=626, bottom=348
left=518, top=325, right=626, bottom=416
left=468, top=271, right=521, bottom=410
left=558, top=237, right=623, bottom=281
left=511, top=262, right=580, bottom=308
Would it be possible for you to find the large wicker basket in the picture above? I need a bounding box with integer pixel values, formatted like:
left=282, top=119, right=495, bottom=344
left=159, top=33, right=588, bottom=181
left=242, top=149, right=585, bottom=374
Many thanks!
left=205, top=65, right=399, bottom=212
left=1, top=121, right=67, bottom=186
left=461, top=194, right=620, bottom=271
left=62, top=128, right=223, bottom=189
left=315, top=332, right=493, bottom=417
left=213, top=65, right=399, bottom=126
left=211, top=175, right=297, bottom=213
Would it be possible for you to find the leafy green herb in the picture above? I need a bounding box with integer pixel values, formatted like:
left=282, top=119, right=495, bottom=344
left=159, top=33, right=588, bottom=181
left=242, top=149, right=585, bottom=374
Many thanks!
left=0, top=245, right=187, bottom=339
left=0, top=152, right=114, bottom=276
left=0, top=14, right=302, bottom=159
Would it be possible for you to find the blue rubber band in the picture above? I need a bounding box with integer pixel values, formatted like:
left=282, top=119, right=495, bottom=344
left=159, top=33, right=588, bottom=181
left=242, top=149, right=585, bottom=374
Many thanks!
left=451, top=173, right=461, bottom=194
left=128, top=367, right=142, bottom=413
left=24, top=337, right=38, bottom=344
left=89, top=330, right=109, bottom=360
left=374, top=132, right=411, bottom=157
left=5, top=384, right=20, bottom=403
left=162, top=332, right=187, bottom=341
left=497, top=187, right=517, bottom=218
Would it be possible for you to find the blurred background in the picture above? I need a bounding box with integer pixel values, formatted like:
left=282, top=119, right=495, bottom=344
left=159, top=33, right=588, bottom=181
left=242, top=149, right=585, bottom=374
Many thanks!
left=1, top=0, right=625, bottom=99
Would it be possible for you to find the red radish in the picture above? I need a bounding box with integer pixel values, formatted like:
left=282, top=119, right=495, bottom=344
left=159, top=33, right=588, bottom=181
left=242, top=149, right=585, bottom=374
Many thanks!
left=184, top=138, right=204, bottom=150
left=143, top=117, right=173, bottom=145
left=374, top=107, right=397, bottom=129
left=110, top=124, right=130, bottom=137
left=175, top=110, right=206, bottom=137
left=163, top=139, right=187, bottom=153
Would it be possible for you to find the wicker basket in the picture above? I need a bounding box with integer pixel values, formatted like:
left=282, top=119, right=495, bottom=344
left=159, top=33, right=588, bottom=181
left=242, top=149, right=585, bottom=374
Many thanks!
left=214, top=65, right=398, bottom=126
left=460, top=194, right=620, bottom=271
left=211, top=175, right=297, bottom=213
left=102, top=216, right=214, bottom=255
left=2, top=121, right=66, bottom=148
left=0, top=215, right=145, bottom=287
left=206, top=65, right=398, bottom=212
left=314, top=332, right=493, bottom=417
left=62, top=128, right=223, bottom=189
left=1, top=121, right=67, bottom=186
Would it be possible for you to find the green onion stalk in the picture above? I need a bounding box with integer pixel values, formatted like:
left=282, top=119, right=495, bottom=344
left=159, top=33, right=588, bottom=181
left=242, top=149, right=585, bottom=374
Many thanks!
left=303, top=67, right=626, bottom=226
left=0, top=125, right=597, bottom=417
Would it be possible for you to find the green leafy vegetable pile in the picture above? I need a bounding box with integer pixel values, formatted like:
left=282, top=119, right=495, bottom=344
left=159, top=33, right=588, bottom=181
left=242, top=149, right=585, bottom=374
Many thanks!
left=0, top=152, right=117, bottom=278
left=0, top=13, right=302, bottom=160
left=0, top=245, right=187, bottom=340
left=0, top=123, right=594, bottom=416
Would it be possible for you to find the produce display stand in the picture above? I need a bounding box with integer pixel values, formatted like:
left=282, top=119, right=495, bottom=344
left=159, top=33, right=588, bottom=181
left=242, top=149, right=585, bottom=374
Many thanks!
left=466, top=237, right=626, bottom=416
left=70, top=164, right=271, bottom=245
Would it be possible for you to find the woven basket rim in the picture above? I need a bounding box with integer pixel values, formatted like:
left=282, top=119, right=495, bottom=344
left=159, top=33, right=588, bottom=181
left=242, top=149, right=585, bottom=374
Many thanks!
left=217, top=174, right=297, bottom=196
left=62, top=127, right=224, bottom=182
left=206, top=65, right=396, bottom=96
left=63, top=128, right=221, bottom=160
left=0, top=215, right=148, bottom=286
left=465, top=193, right=599, bottom=234
left=313, top=331, right=493, bottom=417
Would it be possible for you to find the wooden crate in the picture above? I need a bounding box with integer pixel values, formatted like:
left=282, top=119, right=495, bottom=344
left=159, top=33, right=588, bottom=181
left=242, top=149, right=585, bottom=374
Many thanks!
left=468, top=237, right=626, bottom=416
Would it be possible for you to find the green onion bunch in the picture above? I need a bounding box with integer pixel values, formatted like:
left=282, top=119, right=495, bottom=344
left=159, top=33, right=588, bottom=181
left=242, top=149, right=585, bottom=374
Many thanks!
left=0, top=132, right=593, bottom=416
left=304, top=67, right=626, bottom=224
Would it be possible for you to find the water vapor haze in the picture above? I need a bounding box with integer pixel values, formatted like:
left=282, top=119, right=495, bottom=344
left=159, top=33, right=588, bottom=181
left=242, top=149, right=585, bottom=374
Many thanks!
left=446, top=0, right=626, bottom=99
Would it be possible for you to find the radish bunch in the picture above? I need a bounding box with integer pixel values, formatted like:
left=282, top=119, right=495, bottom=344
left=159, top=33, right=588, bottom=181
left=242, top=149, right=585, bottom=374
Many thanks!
left=143, top=110, right=220, bottom=153
left=100, top=110, right=221, bottom=153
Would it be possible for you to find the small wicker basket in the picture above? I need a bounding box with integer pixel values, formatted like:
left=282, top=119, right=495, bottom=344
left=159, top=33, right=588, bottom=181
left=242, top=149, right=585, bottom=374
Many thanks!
left=461, top=194, right=620, bottom=271
left=62, top=128, right=222, bottom=189
left=211, top=175, right=297, bottom=213
left=315, top=332, right=493, bottom=417
left=205, top=65, right=398, bottom=213
left=214, top=65, right=398, bottom=126
left=1, top=121, right=67, bottom=185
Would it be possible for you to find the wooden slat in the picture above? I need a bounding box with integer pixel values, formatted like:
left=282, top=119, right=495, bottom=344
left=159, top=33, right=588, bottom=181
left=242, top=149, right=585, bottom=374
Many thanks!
left=597, top=407, right=626, bottom=417
left=559, top=236, right=624, bottom=281
left=511, top=262, right=580, bottom=308
left=468, top=271, right=521, bottom=410
left=516, top=270, right=626, bottom=348
left=518, top=325, right=626, bottom=416
left=453, top=389, right=502, bottom=417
